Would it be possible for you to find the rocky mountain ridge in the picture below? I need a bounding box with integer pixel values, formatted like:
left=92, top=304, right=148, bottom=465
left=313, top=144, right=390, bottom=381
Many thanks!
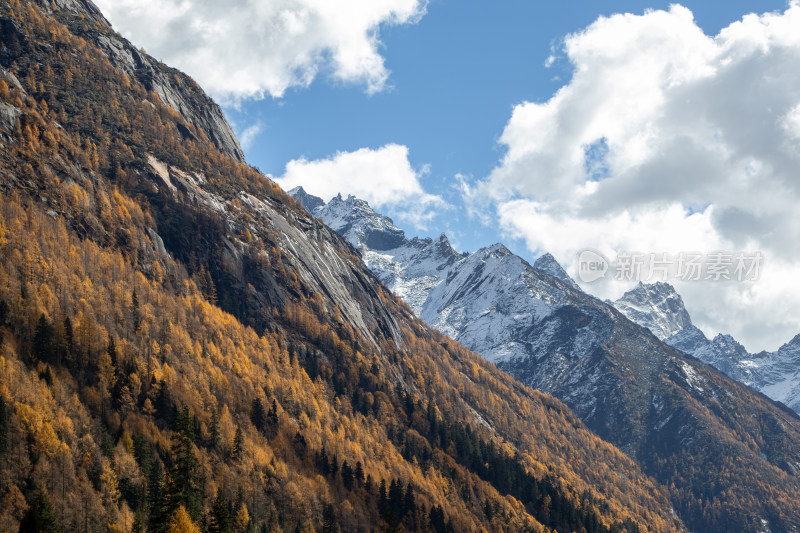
left=613, top=282, right=800, bottom=414
left=295, top=188, right=800, bottom=532
left=17, top=0, right=246, bottom=162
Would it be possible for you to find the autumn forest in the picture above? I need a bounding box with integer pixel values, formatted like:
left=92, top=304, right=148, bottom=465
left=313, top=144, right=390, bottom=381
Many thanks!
left=0, top=1, right=797, bottom=532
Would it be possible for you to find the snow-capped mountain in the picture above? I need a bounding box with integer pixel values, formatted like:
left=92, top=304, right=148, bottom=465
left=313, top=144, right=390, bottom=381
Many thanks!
left=533, top=252, right=581, bottom=290
left=290, top=189, right=800, bottom=533
left=293, top=190, right=407, bottom=251
left=613, top=282, right=693, bottom=340
left=290, top=188, right=578, bottom=364
left=757, top=336, right=800, bottom=413
left=613, top=282, right=800, bottom=414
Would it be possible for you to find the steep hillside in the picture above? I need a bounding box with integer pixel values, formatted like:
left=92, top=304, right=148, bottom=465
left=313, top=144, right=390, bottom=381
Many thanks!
left=0, top=1, right=684, bottom=532
left=300, top=190, right=800, bottom=533
left=1, top=0, right=244, bottom=163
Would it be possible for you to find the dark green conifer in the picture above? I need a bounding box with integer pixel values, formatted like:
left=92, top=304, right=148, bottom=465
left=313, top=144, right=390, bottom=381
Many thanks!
left=18, top=490, right=62, bottom=533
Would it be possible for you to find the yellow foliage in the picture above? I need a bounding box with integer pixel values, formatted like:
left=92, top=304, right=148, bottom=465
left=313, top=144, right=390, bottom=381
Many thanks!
left=234, top=504, right=250, bottom=532
left=168, top=506, right=201, bottom=533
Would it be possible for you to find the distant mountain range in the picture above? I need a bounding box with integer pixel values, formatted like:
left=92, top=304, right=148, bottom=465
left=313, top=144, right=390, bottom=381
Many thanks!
left=294, top=188, right=800, bottom=532
left=613, top=282, right=800, bottom=414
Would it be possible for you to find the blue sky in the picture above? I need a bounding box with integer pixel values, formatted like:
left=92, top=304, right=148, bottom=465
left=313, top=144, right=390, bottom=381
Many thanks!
left=97, top=0, right=800, bottom=351
left=224, top=0, right=788, bottom=253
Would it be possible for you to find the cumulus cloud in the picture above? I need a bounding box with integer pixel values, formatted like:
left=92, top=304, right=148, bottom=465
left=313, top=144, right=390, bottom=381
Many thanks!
left=238, top=122, right=263, bottom=151
left=274, top=144, right=445, bottom=229
left=94, top=0, right=426, bottom=103
left=477, top=2, right=800, bottom=350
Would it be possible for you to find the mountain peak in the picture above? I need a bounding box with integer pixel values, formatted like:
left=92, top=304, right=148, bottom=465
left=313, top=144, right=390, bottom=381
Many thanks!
left=533, top=252, right=579, bottom=289
left=288, top=186, right=325, bottom=212
left=484, top=243, right=512, bottom=256
left=783, top=333, right=800, bottom=349
left=708, top=333, right=751, bottom=364
left=310, top=192, right=407, bottom=250
left=434, top=232, right=459, bottom=255
left=613, top=281, right=693, bottom=340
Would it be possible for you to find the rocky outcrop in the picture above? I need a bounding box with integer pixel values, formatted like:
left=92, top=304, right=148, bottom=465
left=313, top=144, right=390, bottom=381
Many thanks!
left=614, top=282, right=693, bottom=341
left=30, top=0, right=246, bottom=163
left=0, top=101, right=21, bottom=134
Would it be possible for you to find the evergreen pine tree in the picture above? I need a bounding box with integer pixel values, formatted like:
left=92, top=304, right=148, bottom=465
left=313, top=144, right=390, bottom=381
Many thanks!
left=378, top=479, right=388, bottom=518
left=429, top=505, right=446, bottom=533
left=162, top=408, right=204, bottom=525
left=329, top=453, right=338, bottom=476
left=354, top=461, right=364, bottom=487
left=208, top=488, right=232, bottom=533
left=404, top=482, right=416, bottom=517
left=32, top=313, right=54, bottom=362
left=107, top=335, right=118, bottom=366
left=18, top=490, right=62, bottom=533
left=265, top=399, right=278, bottom=438
left=209, top=410, right=220, bottom=450
left=341, top=460, right=354, bottom=491
left=62, top=316, right=74, bottom=364
left=0, top=396, right=8, bottom=456
left=321, top=503, right=337, bottom=533
left=387, top=478, right=404, bottom=525
left=231, top=427, right=244, bottom=461
left=131, top=289, right=141, bottom=331
left=132, top=511, right=146, bottom=533
left=250, top=398, right=266, bottom=433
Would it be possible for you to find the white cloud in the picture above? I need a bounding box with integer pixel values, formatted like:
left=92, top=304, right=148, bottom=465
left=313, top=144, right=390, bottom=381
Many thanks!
left=238, top=123, right=263, bottom=151
left=479, top=2, right=800, bottom=351
left=94, top=0, right=426, bottom=103
left=274, top=144, right=445, bottom=229
left=783, top=104, right=800, bottom=143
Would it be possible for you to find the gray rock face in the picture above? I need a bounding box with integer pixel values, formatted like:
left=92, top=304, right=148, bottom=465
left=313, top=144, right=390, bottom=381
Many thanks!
left=43, top=0, right=109, bottom=22
left=29, top=0, right=245, bottom=163
left=0, top=68, right=24, bottom=94
left=0, top=101, right=21, bottom=133
left=0, top=69, right=22, bottom=141
left=288, top=186, right=325, bottom=212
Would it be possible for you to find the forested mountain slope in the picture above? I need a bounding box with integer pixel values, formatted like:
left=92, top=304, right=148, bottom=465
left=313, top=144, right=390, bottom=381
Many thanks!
left=0, top=1, right=684, bottom=531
